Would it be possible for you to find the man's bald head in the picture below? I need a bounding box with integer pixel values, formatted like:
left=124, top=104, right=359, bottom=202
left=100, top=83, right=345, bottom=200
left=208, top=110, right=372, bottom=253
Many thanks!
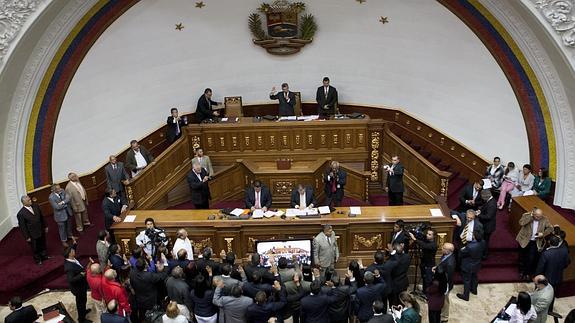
left=90, top=263, right=101, bottom=275
left=442, top=242, right=454, bottom=255
left=533, top=208, right=544, bottom=221
left=104, top=269, right=117, bottom=281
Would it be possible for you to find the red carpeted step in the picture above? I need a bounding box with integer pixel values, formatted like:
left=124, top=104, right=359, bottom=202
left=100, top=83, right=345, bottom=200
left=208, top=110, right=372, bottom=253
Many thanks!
left=419, top=150, right=432, bottom=158
left=448, top=177, right=467, bottom=196
left=481, top=251, right=519, bottom=268
left=369, top=195, right=389, bottom=206
left=453, top=266, right=522, bottom=284
left=551, top=205, right=575, bottom=225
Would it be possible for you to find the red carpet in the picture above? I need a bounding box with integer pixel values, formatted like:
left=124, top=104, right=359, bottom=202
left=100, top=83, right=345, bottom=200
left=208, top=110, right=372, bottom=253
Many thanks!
left=0, top=203, right=102, bottom=303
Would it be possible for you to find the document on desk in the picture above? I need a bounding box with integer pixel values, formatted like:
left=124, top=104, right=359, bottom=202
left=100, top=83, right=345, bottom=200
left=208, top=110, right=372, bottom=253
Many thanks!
left=230, top=208, right=244, bottom=216
left=124, top=215, right=136, bottom=223
left=482, top=178, right=492, bottom=189
left=286, top=208, right=306, bottom=217
left=318, top=206, right=331, bottom=214
left=252, top=209, right=264, bottom=219
left=429, top=208, right=443, bottom=217
left=264, top=210, right=283, bottom=218
left=349, top=207, right=362, bottom=215
left=305, top=208, right=319, bottom=215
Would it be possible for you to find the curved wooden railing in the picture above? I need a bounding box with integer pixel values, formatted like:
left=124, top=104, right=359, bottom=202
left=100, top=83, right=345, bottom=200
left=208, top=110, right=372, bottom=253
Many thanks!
left=382, top=123, right=452, bottom=203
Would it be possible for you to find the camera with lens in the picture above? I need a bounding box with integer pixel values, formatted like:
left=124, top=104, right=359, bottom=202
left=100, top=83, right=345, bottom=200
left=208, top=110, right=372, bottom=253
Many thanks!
left=405, top=222, right=431, bottom=241
left=145, top=227, right=169, bottom=245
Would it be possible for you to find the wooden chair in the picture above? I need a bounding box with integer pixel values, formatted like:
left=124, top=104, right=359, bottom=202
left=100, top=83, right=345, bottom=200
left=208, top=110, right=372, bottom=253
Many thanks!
left=225, top=96, right=243, bottom=117
left=293, top=92, right=302, bottom=116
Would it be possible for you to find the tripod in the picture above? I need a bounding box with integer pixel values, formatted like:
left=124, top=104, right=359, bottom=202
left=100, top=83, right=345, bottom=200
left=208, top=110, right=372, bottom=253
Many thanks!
left=409, top=240, right=427, bottom=301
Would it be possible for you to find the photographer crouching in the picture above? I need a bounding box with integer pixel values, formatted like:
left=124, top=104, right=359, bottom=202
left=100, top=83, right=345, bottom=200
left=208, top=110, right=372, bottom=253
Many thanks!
left=407, top=224, right=438, bottom=292
left=135, top=218, right=169, bottom=259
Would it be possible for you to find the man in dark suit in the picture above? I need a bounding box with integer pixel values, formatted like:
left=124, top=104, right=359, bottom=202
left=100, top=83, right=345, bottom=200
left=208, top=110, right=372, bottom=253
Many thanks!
left=434, top=242, right=456, bottom=322
left=316, top=77, right=338, bottom=115
left=4, top=296, right=38, bottom=323
left=246, top=287, right=286, bottom=322
left=124, top=140, right=154, bottom=177
left=101, top=299, right=129, bottom=323
left=166, top=108, right=188, bottom=143
left=366, top=251, right=396, bottom=311
left=477, top=189, right=497, bottom=259
left=49, top=183, right=75, bottom=247
left=384, top=155, right=404, bottom=206
left=324, top=161, right=347, bottom=207
left=130, top=258, right=168, bottom=321
left=17, top=195, right=48, bottom=265
left=290, top=184, right=317, bottom=209
left=452, top=209, right=484, bottom=247
left=536, top=235, right=571, bottom=300
left=389, top=243, right=410, bottom=306
left=196, top=88, right=221, bottom=123
left=105, top=155, right=129, bottom=200
left=244, top=253, right=276, bottom=285
left=388, top=219, right=410, bottom=254
left=245, top=180, right=272, bottom=211
left=187, top=163, right=211, bottom=209
left=408, top=228, right=437, bottom=291
left=457, top=232, right=484, bottom=301
left=354, top=271, right=387, bottom=323
left=458, top=180, right=484, bottom=212
left=320, top=269, right=358, bottom=323
left=269, top=83, right=296, bottom=116
left=102, top=188, right=127, bottom=244
left=301, top=280, right=339, bottom=323
left=64, top=246, right=92, bottom=323
left=367, top=300, right=394, bottom=323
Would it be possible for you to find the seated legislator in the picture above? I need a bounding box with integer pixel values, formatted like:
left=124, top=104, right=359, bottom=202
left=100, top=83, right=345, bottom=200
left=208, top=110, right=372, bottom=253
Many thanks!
left=166, top=108, right=188, bottom=143
left=290, top=184, right=317, bottom=209
left=245, top=180, right=272, bottom=211
left=269, top=83, right=295, bottom=116
left=187, top=162, right=211, bottom=209
left=316, top=76, right=338, bottom=115
left=125, top=140, right=154, bottom=177
left=191, top=147, right=214, bottom=178
left=324, top=161, right=347, bottom=207
left=532, top=167, right=551, bottom=199
left=196, top=88, right=221, bottom=123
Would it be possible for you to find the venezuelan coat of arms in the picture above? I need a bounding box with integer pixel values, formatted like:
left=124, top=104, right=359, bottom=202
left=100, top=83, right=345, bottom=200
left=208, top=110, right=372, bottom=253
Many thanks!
left=248, top=0, right=317, bottom=55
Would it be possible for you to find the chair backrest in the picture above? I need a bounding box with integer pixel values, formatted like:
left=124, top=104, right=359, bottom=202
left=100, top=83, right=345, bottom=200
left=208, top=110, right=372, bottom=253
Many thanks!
left=225, top=96, right=243, bottom=117
left=293, top=92, right=302, bottom=116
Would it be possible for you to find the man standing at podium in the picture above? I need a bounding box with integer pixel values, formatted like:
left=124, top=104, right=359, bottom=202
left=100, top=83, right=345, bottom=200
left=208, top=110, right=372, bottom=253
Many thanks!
left=245, top=180, right=272, bottom=211
left=187, top=163, right=211, bottom=209
left=316, top=77, right=338, bottom=115
left=324, top=161, right=347, bottom=207
left=384, top=156, right=405, bottom=206
left=196, top=88, right=221, bottom=123
left=269, top=83, right=295, bottom=116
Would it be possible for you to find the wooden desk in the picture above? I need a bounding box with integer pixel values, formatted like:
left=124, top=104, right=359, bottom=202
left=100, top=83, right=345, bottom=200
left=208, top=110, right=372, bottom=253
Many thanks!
left=510, top=196, right=575, bottom=281
left=113, top=205, right=454, bottom=269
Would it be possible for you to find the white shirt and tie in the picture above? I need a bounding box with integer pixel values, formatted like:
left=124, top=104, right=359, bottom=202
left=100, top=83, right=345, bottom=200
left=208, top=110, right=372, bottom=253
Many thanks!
left=172, top=237, right=194, bottom=260
left=132, top=150, right=148, bottom=177
left=531, top=220, right=540, bottom=241
left=299, top=192, right=307, bottom=209
left=24, top=206, right=34, bottom=214
left=255, top=191, right=261, bottom=209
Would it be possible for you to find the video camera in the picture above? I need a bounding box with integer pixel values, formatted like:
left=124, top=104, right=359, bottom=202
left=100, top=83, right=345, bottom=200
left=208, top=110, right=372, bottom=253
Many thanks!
left=405, top=222, right=431, bottom=241
left=145, top=227, right=169, bottom=245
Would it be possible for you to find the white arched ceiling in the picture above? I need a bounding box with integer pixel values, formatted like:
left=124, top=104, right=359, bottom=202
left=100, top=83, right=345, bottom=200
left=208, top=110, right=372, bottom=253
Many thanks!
left=52, top=0, right=528, bottom=181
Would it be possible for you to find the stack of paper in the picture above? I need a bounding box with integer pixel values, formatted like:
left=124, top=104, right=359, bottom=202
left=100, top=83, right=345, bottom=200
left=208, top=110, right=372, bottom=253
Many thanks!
left=230, top=208, right=244, bottom=216
left=318, top=206, right=331, bottom=214
left=252, top=209, right=264, bottom=219
left=124, top=215, right=136, bottom=223
left=349, top=207, right=362, bottom=215
left=482, top=178, right=492, bottom=189
left=429, top=208, right=443, bottom=217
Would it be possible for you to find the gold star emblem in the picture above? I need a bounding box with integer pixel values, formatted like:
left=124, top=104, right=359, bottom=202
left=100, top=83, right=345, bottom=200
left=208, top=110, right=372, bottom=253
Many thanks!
left=379, top=16, right=389, bottom=24
left=195, top=1, right=205, bottom=8
left=175, top=23, right=184, bottom=31
left=356, top=0, right=366, bottom=3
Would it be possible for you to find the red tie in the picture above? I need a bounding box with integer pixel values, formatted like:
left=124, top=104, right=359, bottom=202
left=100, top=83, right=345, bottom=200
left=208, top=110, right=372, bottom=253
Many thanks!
left=331, top=177, right=337, bottom=193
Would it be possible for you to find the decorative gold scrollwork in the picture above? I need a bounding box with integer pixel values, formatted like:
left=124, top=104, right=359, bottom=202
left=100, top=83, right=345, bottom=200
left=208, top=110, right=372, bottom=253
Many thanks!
left=192, top=136, right=201, bottom=149
left=295, top=135, right=301, bottom=145
left=370, top=131, right=381, bottom=181
left=437, top=233, right=447, bottom=247
left=274, top=181, right=295, bottom=195
left=248, top=236, right=276, bottom=251
left=345, top=133, right=351, bottom=145
left=439, top=137, right=445, bottom=146
left=308, top=134, right=313, bottom=145
left=126, top=186, right=135, bottom=206
left=440, top=178, right=449, bottom=197
left=257, top=136, right=263, bottom=146
left=191, top=237, right=212, bottom=253
left=333, top=134, right=338, bottom=145
left=321, top=134, right=326, bottom=145
left=220, top=137, right=225, bottom=147
left=224, top=237, right=234, bottom=253
left=282, top=135, right=288, bottom=146
left=207, top=137, right=213, bottom=148
left=245, top=136, right=250, bottom=146
left=121, top=238, right=131, bottom=255
left=353, top=234, right=383, bottom=250
left=232, top=136, right=237, bottom=147
left=270, top=135, right=275, bottom=146
left=358, top=133, right=364, bottom=144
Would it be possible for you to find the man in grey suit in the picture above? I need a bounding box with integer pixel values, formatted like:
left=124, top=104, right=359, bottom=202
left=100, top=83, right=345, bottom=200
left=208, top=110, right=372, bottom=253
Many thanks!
left=48, top=183, right=75, bottom=247
left=530, top=275, right=554, bottom=323
left=313, top=224, right=339, bottom=278
left=216, top=263, right=247, bottom=296
left=213, top=283, right=253, bottom=323
left=105, top=155, right=130, bottom=200
left=191, top=148, right=215, bottom=178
